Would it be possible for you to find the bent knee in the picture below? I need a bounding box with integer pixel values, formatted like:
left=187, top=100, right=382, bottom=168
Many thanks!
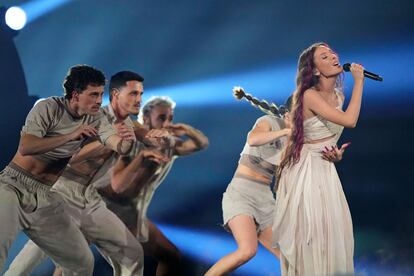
left=237, top=247, right=257, bottom=263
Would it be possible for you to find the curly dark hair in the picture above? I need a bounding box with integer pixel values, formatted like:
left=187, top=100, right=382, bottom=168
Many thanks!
left=63, top=65, right=106, bottom=99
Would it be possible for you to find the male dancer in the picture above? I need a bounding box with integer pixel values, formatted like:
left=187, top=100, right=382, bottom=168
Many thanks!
left=10, top=96, right=209, bottom=276
left=4, top=71, right=172, bottom=276
left=101, top=96, right=209, bottom=275
left=0, top=65, right=134, bottom=275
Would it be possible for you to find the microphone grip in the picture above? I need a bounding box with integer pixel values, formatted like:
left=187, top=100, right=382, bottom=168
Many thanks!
left=342, top=63, right=383, bottom=81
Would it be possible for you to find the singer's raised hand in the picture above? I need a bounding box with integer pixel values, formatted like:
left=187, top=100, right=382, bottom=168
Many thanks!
left=350, top=63, right=364, bottom=82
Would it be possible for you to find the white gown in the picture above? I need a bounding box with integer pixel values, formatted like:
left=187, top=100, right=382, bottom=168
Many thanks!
left=272, top=95, right=354, bottom=275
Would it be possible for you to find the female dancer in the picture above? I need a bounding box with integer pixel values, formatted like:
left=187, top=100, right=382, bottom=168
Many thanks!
left=272, top=42, right=364, bottom=275
left=205, top=88, right=348, bottom=275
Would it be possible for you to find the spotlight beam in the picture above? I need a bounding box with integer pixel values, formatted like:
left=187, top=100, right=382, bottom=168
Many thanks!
left=103, top=43, right=412, bottom=108
left=21, top=0, right=73, bottom=24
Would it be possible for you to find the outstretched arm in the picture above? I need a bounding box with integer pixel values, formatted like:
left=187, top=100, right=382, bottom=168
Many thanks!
left=166, top=123, right=209, bottom=156
left=133, top=121, right=176, bottom=148
left=69, top=140, right=108, bottom=164
left=247, top=119, right=290, bottom=146
left=111, top=149, right=169, bottom=194
left=19, top=125, right=97, bottom=156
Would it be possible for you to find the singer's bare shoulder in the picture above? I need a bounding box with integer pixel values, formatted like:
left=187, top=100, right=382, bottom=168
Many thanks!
left=303, top=88, right=344, bottom=106
left=303, top=88, right=320, bottom=100
left=302, top=88, right=322, bottom=115
left=303, top=88, right=334, bottom=111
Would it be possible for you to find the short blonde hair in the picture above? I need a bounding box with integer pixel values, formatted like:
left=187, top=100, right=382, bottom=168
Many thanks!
left=138, top=96, right=176, bottom=123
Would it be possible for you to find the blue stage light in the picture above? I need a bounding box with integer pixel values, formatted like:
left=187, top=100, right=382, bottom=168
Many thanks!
left=21, top=0, right=73, bottom=24
left=5, top=7, right=27, bottom=30
left=102, top=43, right=413, bottom=109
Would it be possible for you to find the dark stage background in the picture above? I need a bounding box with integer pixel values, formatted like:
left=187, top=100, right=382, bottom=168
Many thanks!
left=1, top=0, right=413, bottom=275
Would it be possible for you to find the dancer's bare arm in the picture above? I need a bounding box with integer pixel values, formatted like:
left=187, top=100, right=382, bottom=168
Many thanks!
left=247, top=120, right=290, bottom=146
left=166, top=123, right=209, bottom=156
left=69, top=141, right=107, bottom=164
left=111, top=149, right=169, bottom=193
left=133, top=121, right=176, bottom=148
left=19, top=125, right=97, bottom=156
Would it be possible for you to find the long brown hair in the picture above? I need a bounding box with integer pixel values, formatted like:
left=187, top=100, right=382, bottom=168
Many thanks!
left=278, top=42, right=343, bottom=180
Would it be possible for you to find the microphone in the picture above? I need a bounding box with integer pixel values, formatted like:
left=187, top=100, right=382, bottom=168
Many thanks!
left=343, top=63, right=383, bottom=81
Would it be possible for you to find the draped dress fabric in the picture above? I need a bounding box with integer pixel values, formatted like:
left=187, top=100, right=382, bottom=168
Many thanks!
left=272, top=92, right=354, bottom=275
